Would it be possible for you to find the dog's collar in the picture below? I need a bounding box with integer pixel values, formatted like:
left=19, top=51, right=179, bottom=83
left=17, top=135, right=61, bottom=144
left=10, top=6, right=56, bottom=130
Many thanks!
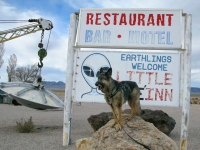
left=108, top=82, right=132, bottom=105
left=108, top=84, right=120, bottom=105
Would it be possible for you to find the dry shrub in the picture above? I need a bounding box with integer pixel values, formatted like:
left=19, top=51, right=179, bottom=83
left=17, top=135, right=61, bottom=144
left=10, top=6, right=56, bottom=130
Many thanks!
left=50, top=89, right=65, bottom=98
left=16, top=116, right=35, bottom=133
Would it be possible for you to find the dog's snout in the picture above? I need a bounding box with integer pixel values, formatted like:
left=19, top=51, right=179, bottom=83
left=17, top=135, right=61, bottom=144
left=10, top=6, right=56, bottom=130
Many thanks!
left=95, top=82, right=98, bottom=86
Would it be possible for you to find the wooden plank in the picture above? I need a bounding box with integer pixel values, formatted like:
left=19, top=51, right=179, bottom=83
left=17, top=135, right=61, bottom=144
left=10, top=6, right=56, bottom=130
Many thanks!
left=63, top=13, right=77, bottom=146
left=180, top=14, right=192, bottom=150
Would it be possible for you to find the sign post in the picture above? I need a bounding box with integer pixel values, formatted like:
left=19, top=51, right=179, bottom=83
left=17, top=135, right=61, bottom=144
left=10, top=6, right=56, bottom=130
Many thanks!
left=180, top=14, right=192, bottom=150
left=63, top=13, right=77, bottom=146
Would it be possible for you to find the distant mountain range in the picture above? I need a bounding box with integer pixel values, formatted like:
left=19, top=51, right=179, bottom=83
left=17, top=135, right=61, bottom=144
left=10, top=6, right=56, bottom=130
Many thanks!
left=42, top=81, right=65, bottom=90
left=191, top=87, right=200, bottom=93
left=43, top=81, right=200, bottom=93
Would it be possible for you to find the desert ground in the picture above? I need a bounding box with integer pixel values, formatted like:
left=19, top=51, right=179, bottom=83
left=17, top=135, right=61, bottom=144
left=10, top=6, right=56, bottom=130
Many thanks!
left=0, top=100, right=200, bottom=150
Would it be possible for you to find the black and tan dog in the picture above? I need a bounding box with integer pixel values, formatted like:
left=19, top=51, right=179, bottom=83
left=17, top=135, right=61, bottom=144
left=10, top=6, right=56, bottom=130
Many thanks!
left=95, top=67, right=141, bottom=131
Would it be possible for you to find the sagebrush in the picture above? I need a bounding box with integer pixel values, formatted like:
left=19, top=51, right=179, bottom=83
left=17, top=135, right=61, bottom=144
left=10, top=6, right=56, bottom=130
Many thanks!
left=16, top=116, right=35, bottom=133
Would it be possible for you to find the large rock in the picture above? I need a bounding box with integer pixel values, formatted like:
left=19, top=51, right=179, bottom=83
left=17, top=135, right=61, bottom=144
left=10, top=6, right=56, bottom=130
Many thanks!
left=77, top=115, right=178, bottom=150
left=88, top=112, right=113, bottom=131
left=87, top=109, right=176, bottom=135
left=138, top=109, right=176, bottom=135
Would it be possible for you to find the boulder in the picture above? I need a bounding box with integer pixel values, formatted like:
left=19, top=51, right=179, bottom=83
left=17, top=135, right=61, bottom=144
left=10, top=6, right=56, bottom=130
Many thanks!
left=87, top=109, right=176, bottom=135
left=77, top=115, right=178, bottom=150
left=87, top=112, right=113, bottom=131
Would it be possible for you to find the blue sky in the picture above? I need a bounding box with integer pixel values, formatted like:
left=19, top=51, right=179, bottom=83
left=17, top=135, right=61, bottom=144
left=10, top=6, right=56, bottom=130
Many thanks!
left=0, top=0, right=200, bottom=88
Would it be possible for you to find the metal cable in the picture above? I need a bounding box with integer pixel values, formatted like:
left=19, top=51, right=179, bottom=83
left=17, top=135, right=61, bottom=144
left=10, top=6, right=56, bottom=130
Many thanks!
left=45, top=29, right=52, bottom=50
left=0, top=20, right=28, bottom=21
left=0, top=20, right=28, bottom=23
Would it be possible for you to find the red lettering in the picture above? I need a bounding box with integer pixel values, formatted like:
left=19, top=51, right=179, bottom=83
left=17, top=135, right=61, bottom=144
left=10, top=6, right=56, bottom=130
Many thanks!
left=119, top=13, right=127, bottom=25
left=127, top=71, right=134, bottom=80
left=136, top=71, right=144, bottom=84
left=155, top=72, right=163, bottom=85
left=145, top=88, right=154, bottom=100
left=86, top=13, right=94, bottom=25
left=165, top=89, right=173, bottom=101
left=147, top=14, right=155, bottom=26
left=116, top=71, right=120, bottom=82
left=104, top=13, right=110, bottom=25
left=129, top=14, right=136, bottom=26
left=95, top=13, right=101, bottom=25
left=146, top=72, right=154, bottom=84
left=166, top=14, right=173, bottom=26
left=112, top=13, right=119, bottom=25
left=86, top=13, right=174, bottom=26
left=157, top=14, right=165, bottom=26
left=138, top=14, right=145, bottom=26
left=165, top=73, right=172, bottom=85
left=155, top=88, right=163, bottom=101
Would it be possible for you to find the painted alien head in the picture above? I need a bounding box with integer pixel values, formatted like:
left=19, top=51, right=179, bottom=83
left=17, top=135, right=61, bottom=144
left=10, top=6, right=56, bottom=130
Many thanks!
left=81, top=53, right=111, bottom=88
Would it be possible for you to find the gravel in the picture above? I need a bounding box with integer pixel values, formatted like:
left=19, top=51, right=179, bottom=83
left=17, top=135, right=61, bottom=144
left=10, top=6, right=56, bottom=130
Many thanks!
left=0, top=103, right=199, bottom=150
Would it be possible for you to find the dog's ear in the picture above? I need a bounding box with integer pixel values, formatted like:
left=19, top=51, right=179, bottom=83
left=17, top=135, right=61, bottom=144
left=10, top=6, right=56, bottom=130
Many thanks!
left=105, top=67, right=112, bottom=77
left=100, top=67, right=104, bottom=74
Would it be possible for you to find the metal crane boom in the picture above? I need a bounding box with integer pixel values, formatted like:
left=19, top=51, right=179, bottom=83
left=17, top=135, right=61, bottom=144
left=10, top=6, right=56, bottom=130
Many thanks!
left=0, top=18, right=53, bottom=43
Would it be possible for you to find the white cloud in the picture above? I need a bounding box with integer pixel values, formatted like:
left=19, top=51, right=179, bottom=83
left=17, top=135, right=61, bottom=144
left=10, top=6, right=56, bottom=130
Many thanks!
left=66, top=0, right=99, bottom=10
left=191, top=69, right=200, bottom=82
left=44, top=35, right=68, bottom=71
left=0, top=1, right=68, bottom=82
left=191, top=69, right=200, bottom=74
left=66, top=0, right=197, bottom=10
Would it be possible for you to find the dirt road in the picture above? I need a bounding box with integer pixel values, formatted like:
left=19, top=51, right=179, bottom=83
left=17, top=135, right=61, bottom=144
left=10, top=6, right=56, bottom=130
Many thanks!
left=0, top=103, right=199, bottom=150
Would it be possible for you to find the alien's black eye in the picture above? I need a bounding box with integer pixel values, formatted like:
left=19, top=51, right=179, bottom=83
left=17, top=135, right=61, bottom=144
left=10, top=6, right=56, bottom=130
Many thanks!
left=96, top=67, right=109, bottom=77
left=83, top=66, right=94, bottom=77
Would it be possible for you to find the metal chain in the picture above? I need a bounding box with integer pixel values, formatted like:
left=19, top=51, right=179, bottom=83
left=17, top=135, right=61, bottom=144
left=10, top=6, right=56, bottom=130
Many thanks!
left=40, top=30, right=44, bottom=43
left=38, top=68, right=41, bottom=76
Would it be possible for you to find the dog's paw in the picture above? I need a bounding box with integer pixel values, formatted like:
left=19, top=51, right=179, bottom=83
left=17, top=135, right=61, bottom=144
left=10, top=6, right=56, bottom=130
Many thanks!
left=125, top=116, right=131, bottom=121
left=125, top=116, right=132, bottom=121
left=126, top=114, right=136, bottom=121
left=115, top=124, right=122, bottom=131
left=110, top=120, right=117, bottom=128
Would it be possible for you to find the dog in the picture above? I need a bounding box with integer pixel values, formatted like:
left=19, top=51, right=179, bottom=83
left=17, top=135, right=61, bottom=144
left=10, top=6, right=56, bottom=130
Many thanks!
left=95, top=67, right=141, bottom=131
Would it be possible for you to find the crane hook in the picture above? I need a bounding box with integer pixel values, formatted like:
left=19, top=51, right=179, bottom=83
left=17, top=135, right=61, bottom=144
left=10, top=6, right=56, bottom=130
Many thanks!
left=37, top=48, right=47, bottom=69
left=38, top=58, right=43, bottom=68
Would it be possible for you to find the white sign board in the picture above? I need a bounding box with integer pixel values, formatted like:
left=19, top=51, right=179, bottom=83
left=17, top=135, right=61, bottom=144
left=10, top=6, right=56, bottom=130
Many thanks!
left=64, top=12, right=192, bottom=150
left=77, top=9, right=182, bottom=49
left=74, top=50, right=180, bottom=107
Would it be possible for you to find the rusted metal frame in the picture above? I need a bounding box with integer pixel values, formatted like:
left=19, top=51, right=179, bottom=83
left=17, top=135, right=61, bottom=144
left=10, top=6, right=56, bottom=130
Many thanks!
left=72, top=48, right=79, bottom=100
left=63, top=13, right=77, bottom=146
left=180, top=14, right=192, bottom=150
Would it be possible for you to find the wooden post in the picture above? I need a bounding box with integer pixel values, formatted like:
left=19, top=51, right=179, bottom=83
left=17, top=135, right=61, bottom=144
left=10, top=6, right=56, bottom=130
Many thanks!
left=180, top=14, right=192, bottom=150
left=63, top=13, right=77, bottom=146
